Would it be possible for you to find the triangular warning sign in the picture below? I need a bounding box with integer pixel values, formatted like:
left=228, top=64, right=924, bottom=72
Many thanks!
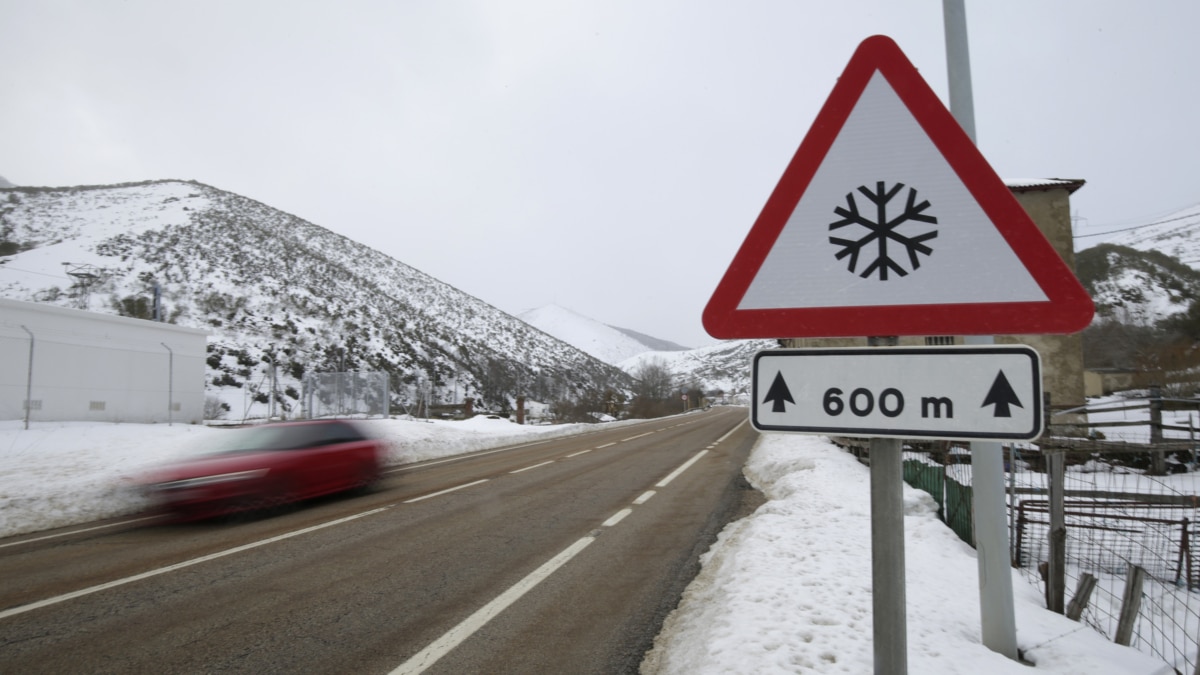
left=703, top=35, right=1094, bottom=339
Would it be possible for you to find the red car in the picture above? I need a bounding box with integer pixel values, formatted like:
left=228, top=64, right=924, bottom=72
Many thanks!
left=143, top=420, right=384, bottom=521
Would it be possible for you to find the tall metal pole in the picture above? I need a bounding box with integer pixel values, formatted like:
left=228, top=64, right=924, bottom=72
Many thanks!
left=21, top=325, right=34, bottom=430
left=944, top=0, right=1019, bottom=659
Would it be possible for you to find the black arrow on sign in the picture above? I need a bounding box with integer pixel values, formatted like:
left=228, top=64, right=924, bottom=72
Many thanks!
left=763, top=371, right=795, bottom=413
left=982, top=370, right=1023, bottom=418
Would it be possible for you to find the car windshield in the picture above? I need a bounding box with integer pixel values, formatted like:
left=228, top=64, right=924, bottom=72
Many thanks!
left=203, top=423, right=364, bottom=455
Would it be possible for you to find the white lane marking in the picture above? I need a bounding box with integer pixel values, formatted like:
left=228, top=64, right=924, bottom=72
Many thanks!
left=633, top=491, right=656, bottom=505
left=621, top=432, right=655, bottom=442
left=510, top=461, right=554, bottom=474
left=565, top=449, right=591, bottom=458
left=383, top=437, right=559, bottom=473
left=716, top=419, right=748, bottom=444
left=656, top=450, right=709, bottom=488
left=596, top=442, right=616, bottom=449
left=403, top=479, right=489, bottom=503
left=602, top=509, right=632, bottom=527
left=0, top=516, right=158, bottom=550
left=0, top=507, right=390, bottom=622
left=390, top=536, right=596, bottom=675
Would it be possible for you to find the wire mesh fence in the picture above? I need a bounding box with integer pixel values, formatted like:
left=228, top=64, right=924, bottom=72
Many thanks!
left=302, top=371, right=390, bottom=419
left=1003, top=446, right=1200, bottom=674
left=893, top=392, right=1200, bottom=673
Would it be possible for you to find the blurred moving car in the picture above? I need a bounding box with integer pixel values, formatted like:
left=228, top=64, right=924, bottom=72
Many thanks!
left=142, top=420, right=384, bottom=521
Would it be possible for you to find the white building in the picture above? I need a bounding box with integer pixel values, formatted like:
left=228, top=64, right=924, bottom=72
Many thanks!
left=0, top=298, right=208, bottom=424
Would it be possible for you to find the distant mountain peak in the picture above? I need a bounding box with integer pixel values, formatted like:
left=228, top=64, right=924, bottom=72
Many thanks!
left=518, top=304, right=687, bottom=366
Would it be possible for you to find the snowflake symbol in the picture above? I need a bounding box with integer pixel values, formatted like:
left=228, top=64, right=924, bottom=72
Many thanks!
left=829, top=181, right=938, bottom=281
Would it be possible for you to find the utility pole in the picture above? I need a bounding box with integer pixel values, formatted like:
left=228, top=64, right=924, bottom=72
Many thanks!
left=21, top=326, right=34, bottom=430
left=944, top=0, right=1019, bottom=660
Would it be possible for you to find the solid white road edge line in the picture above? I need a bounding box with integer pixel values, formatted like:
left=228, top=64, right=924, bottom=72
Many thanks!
left=0, top=516, right=158, bottom=550
left=0, top=507, right=390, bottom=622
left=403, top=479, right=489, bottom=503
left=390, top=535, right=597, bottom=675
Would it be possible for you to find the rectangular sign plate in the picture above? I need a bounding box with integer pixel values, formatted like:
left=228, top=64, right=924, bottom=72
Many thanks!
left=752, top=346, right=1043, bottom=441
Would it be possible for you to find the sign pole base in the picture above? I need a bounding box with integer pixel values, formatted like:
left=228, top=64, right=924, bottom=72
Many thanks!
left=871, top=435, right=907, bottom=675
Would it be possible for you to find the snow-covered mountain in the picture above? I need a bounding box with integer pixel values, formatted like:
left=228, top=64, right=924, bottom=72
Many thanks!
left=1076, top=202, right=1200, bottom=325
left=517, top=304, right=688, bottom=365
left=0, top=180, right=632, bottom=415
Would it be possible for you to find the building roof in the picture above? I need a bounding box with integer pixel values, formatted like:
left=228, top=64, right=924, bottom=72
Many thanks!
left=1005, top=178, right=1086, bottom=195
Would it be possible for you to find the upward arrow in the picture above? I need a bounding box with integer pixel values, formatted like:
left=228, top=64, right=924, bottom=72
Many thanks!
left=763, top=371, right=795, bottom=413
left=982, top=370, right=1023, bottom=418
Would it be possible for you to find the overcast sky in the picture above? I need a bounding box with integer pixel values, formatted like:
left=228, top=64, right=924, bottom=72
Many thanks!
left=3, top=1, right=1197, bottom=348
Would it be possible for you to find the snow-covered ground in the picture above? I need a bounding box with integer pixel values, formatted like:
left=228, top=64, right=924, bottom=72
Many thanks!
left=0, top=414, right=1173, bottom=674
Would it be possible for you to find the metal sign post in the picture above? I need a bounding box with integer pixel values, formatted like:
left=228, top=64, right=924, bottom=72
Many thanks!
left=868, top=337, right=906, bottom=675
left=871, top=437, right=907, bottom=674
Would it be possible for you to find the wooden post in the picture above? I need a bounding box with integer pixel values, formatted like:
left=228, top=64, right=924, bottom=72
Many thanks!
left=1115, top=564, right=1146, bottom=646
left=1176, top=518, right=1190, bottom=588
left=1047, top=451, right=1066, bottom=613
left=1150, top=386, right=1166, bottom=475
left=1065, top=573, right=1097, bottom=621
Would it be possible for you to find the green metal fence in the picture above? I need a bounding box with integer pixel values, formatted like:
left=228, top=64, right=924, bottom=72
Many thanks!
left=902, top=457, right=944, bottom=520
left=902, top=455, right=973, bottom=546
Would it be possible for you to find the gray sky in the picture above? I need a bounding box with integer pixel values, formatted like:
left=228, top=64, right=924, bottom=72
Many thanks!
left=3, top=1, right=1197, bottom=348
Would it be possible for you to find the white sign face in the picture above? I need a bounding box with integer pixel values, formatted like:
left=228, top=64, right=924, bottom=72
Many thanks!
left=752, top=346, right=1042, bottom=441
left=737, top=71, right=1046, bottom=312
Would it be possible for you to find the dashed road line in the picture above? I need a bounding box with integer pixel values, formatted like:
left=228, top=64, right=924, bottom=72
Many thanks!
left=621, top=432, right=655, bottom=442
left=403, top=479, right=490, bottom=503
left=510, top=460, right=555, bottom=474
left=390, top=535, right=597, bottom=675
left=601, top=509, right=632, bottom=527
left=656, top=450, right=708, bottom=488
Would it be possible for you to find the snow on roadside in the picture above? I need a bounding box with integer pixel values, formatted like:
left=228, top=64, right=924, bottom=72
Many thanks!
left=641, top=434, right=1173, bottom=675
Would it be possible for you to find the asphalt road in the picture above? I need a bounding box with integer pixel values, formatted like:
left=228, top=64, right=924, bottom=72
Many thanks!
left=0, top=407, right=761, bottom=674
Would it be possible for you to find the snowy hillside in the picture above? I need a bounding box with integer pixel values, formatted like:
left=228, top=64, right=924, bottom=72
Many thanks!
left=518, top=304, right=687, bottom=365
left=0, top=180, right=632, bottom=416
left=621, top=339, right=778, bottom=400
left=1081, top=202, right=1200, bottom=265
left=1076, top=202, right=1200, bottom=325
